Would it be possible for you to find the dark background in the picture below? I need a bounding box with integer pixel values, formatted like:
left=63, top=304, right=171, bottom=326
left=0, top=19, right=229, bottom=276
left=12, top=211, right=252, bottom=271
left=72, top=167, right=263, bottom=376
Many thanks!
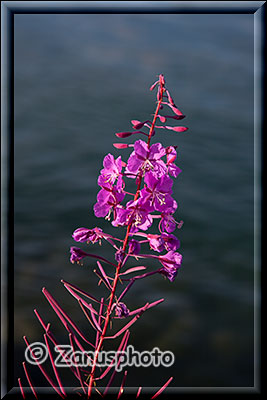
left=14, top=12, right=256, bottom=389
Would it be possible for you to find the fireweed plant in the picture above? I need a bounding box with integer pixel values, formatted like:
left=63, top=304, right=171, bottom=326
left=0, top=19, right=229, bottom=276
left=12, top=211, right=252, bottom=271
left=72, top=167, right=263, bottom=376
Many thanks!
left=18, top=75, right=188, bottom=399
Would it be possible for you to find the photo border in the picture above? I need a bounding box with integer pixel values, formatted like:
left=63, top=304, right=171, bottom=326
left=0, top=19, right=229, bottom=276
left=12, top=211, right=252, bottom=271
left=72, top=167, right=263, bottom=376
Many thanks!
left=1, top=1, right=265, bottom=398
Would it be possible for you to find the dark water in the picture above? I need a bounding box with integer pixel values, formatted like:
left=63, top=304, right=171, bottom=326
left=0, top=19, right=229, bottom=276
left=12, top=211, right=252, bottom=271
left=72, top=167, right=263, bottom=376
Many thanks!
left=14, top=13, right=256, bottom=389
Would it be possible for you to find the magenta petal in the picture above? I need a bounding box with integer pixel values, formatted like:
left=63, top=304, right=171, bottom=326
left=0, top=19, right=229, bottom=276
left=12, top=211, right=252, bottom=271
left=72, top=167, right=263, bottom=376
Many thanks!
left=137, top=213, right=153, bottom=231
left=152, top=159, right=168, bottom=178
left=144, top=170, right=157, bottom=188
left=168, top=164, right=182, bottom=177
left=97, top=188, right=111, bottom=203
left=103, top=153, right=115, bottom=170
left=134, top=139, right=148, bottom=159
left=125, top=151, right=142, bottom=175
left=149, top=142, right=166, bottom=160
left=158, top=174, right=173, bottom=193
left=94, top=202, right=110, bottom=218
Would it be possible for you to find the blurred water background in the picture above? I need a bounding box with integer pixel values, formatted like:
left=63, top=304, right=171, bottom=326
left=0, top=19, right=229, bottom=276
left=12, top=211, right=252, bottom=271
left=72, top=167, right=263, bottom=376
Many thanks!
left=14, top=12, right=255, bottom=389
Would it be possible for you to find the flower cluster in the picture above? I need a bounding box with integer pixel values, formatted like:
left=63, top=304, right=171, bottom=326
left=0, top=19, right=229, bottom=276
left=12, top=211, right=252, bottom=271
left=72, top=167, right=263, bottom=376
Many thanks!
left=71, top=74, right=187, bottom=285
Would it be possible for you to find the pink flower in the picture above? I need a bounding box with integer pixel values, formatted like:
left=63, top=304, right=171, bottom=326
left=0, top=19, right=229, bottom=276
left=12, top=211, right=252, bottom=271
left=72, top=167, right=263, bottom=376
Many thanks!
left=140, top=171, right=174, bottom=212
left=166, top=146, right=182, bottom=178
left=113, top=198, right=153, bottom=233
left=125, top=140, right=167, bottom=179
left=148, top=233, right=180, bottom=252
left=98, top=153, right=122, bottom=186
left=159, top=251, right=183, bottom=282
left=72, top=227, right=103, bottom=244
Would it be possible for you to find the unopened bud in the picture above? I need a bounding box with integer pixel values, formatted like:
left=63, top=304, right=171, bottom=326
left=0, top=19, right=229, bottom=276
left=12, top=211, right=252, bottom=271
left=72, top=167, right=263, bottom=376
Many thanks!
left=115, top=132, right=133, bottom=138
left=113, top=143, right=129, bottom=149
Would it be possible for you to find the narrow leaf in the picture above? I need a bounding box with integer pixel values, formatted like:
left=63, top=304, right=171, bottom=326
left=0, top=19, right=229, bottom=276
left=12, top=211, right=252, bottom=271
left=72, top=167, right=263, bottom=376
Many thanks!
left=97, top=330, right=130, bottom=380
left=61, top=279, right=104, bottom=305
left=151, top=376, right=173, bottom=399
left=129, top=298, right=164, bottom=316
left=105, top=304, right=149, bottom=339
left=136, top=386, right=142, bottom=398
left=117, top=370, right=128, bottom=399
left=103, top=330, right=130, bottom=395
left=95, top=297, right=105, bottom=348
left=18, top=378, right=25, bottom=399
left=119, top=266, right=146, bottom=276
left=42, top=288, right=95, bottom=348
left=22, top=362, right=38, bottom=399
left=23, top=337, right=64, bottom=398
left=43, top=334, right=66, bottom=397
left=96, top=261, right=113, bottom=290
left=69, top=333, right=86, bottom=394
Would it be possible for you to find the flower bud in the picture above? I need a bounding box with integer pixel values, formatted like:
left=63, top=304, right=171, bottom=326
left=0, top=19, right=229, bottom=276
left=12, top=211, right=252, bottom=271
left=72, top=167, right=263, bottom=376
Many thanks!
left=115, top=132, right=133, bottom=138
left=113, top=143, right=129, bottom=149
left=165, top=126, right=188, bottom=132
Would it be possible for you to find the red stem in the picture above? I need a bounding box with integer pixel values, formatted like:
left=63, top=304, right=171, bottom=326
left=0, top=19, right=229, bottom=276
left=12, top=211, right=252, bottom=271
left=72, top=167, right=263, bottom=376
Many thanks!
left=87, top=79, right=164, bottom=397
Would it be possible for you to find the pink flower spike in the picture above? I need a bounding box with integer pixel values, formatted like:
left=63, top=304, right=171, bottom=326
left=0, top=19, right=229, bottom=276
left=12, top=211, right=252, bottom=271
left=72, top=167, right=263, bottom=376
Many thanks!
left=151, top=376, right=173, bottom=399
left=113, top=143, right=130, bottom=149
left=165, top=126, right=188, bottom=132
